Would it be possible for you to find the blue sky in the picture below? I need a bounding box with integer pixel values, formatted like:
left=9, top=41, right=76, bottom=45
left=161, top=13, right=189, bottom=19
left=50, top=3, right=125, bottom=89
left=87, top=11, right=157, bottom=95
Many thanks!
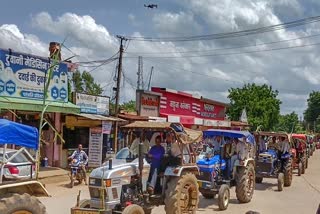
left=1, top=0, right=320, bottom=117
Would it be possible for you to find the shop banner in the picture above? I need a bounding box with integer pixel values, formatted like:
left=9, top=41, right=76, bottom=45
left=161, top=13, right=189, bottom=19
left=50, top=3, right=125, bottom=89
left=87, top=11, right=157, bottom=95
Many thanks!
left=75, top=93, right=110, bottom=115
left=136, top=91, right=160, bottom=117
left=88, top=127, right=103, bottom=168
left=0, top=49, right=68, bottom=102
left=102, top=121, right=112, bottom=134
left=152, top=88, right=226, bottom=120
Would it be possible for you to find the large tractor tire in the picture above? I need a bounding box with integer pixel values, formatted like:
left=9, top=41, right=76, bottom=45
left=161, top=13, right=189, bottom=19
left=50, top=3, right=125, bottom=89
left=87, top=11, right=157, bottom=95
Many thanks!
left=122, top=204, right=145, bottom=214
left=164, top=173, right=199, bottom=214
left=235, top=163, right=255, bottom=203
left=218, top=184, right=230, bottom=211
left=200, top=189, right=216, bottom=199
left=0, top=193, right=46, bottom=214
left=284, top=158, right=293, bottom=187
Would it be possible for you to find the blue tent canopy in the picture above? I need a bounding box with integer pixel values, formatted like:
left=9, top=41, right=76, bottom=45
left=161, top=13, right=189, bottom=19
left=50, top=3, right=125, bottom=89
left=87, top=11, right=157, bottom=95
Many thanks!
left=0, top=119, right=39, bottom=150
left=203, top=129, right=255, bottom=144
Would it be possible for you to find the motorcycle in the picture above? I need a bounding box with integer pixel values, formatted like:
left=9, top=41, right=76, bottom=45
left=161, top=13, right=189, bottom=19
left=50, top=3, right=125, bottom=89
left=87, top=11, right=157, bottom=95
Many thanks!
left=69, top=158, right=86, bottom=188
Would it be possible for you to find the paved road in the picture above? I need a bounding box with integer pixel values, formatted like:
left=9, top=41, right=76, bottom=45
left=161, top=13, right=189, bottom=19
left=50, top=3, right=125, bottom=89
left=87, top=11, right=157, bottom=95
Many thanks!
left=40, top=151, right=320, bottom=214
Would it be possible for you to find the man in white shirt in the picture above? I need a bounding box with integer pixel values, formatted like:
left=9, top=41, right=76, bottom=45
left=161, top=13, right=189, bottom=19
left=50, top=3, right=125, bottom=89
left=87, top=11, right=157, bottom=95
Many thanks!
left=130, top=132, right=150, bottom=156
left=212, top=136, right=223, bottom=154
left=236, top=137, right=249, bottom=161
left=279, top=136, right=290, bottom=154
left=258, top=136, right=267, bottom=153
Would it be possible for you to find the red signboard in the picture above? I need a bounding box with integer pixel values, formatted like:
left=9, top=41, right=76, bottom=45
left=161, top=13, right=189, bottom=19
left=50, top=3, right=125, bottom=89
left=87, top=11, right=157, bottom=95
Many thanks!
left=152, top=87, right=226, bottom=120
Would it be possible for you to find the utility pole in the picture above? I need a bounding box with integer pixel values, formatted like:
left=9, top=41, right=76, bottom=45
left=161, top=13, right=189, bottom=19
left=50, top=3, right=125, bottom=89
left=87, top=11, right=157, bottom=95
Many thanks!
left=113, top=35, right=126, bottom=153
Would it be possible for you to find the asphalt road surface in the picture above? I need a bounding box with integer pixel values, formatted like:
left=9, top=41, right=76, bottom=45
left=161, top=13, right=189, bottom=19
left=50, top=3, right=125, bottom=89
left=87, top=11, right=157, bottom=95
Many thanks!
left=40, top=150, right=320, bottom=214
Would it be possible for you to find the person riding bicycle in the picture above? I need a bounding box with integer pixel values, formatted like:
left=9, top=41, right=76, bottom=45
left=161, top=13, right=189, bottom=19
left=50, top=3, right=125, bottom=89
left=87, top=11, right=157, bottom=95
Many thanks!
left=68, top=144, right=88, bottom=185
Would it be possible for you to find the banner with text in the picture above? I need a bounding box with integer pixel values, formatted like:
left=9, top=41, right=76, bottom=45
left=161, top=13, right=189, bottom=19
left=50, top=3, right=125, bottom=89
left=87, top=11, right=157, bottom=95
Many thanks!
left=0, top=49, right=68, bottom=102
left=88, top=127, right=103, bottom=168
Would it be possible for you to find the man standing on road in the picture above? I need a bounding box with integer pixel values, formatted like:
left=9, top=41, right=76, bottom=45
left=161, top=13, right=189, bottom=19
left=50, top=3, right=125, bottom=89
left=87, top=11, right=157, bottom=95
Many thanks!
left=69, top=144, right=88, bottom=185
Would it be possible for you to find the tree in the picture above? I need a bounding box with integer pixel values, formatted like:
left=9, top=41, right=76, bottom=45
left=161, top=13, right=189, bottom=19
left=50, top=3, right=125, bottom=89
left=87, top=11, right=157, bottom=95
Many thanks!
left=275, top=112, right=303, bottom=133
left=120, top=100, right=136, bottom=112
left=72, top=70, right=103, bottom=95
left=304, top=91, right=320, bottom=132
left=227, top=83, right=281, bottom=131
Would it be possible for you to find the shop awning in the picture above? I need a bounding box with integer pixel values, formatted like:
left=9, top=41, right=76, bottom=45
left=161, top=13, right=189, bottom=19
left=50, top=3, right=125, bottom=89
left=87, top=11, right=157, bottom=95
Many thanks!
left=160, top=113, right=202, bottom=125
left=0, top=97, right=80, bottom=114
left=76, top=113, right=126, bottom=122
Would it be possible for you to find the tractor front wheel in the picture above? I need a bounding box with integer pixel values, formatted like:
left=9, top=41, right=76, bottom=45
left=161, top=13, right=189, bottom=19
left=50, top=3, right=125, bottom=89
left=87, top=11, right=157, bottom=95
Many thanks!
left=218, top=184, right=230, bottom=211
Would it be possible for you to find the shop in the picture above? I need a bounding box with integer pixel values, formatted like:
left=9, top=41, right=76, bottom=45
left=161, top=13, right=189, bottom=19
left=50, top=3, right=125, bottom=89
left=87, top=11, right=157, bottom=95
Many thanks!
left=151, top=87, right=230, bottom=129
left=0, top=47, right=80, bottom=167
left=63, top=92, right=125, bottom=168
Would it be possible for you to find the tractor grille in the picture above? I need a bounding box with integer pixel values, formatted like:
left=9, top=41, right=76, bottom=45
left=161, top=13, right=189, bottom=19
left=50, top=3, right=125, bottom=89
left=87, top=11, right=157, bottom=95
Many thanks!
left=256, top=162, right=272, bottom=174
left=197, top=171, right=212, bottom=182
left=89, top=187, right=107, bottom=199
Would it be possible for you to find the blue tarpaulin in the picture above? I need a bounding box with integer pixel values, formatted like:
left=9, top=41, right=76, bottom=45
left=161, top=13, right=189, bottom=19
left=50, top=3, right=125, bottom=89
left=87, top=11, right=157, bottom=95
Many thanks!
left=203, top=129, right=255, bottom=144
left=0, top=119, right=38, bottom=149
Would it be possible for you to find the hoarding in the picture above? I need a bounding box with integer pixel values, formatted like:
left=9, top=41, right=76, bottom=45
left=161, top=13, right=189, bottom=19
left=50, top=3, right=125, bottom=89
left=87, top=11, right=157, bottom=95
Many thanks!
left=0, top=49, right=68, bottom=102
left=136, top=90, right=160, bottom=117
left=74, top=93, right=110, bottom=115
left=88, top=127, right=103, bottom=168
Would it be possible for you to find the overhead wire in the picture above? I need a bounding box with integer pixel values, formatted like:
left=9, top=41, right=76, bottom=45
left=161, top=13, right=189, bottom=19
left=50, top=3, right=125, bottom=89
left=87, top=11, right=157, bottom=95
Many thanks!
left=124, top=40, right=320, bottom=59
left=125, top=15, right=320, bottom=42
left=126, top=33, right=320, bottom=55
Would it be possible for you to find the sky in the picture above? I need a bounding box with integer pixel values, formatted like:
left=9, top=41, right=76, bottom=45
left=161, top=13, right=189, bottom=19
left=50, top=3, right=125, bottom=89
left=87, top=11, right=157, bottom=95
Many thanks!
left=1, top=0, right=320, bottom=118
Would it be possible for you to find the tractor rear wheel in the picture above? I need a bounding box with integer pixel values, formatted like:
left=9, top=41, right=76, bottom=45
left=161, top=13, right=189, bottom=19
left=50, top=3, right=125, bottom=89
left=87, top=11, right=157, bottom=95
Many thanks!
left=0, top=193, right=46, bottom=214
left=122, top=204, right=145, bottom=214
left=164, top=173, right=199, bottom=214
left=235, top=163, right=255, bottom=203
left=302, top=158, right=306, bottom=174
left=284, top=158, right=293, bottom=187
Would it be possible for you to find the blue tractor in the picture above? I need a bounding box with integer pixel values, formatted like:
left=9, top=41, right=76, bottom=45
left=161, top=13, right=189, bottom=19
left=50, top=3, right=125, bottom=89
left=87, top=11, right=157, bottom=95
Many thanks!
left=196, top=129, right=256, bottom=210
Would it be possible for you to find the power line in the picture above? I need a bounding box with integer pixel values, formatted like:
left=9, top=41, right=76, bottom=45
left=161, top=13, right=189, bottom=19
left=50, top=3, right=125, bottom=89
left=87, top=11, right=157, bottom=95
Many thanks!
left=124, top=15, right=320, bottom=42
left=125, top=41, right=320, bottom=59
left=126, top=33, right=320, bottom=55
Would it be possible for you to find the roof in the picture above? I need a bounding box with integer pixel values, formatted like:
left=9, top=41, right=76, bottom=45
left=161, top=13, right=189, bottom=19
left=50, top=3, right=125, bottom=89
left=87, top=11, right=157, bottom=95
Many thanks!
left=291, top=134, right=307, bottom=141
left=253, top=131, right=289, bottom=138
left=231, top=121, right=251, bottom=127
left=203, top=129, right=255, bottom=144
left=0, top=119, right=38, bottom=150
left=122, top=121, right=202, bottom=144
left=77, top=113, right=126, bottom=122
left=122, top=121, right=174, bottom=129
left=118, top=114, right=149, bottom=121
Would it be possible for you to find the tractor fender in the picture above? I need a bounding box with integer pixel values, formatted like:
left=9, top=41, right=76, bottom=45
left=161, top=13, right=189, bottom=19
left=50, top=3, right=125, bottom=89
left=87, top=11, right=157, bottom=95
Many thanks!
left=0, top=180, right=50, bottom=197
left=164, top=166, right=199, bottom=177
left=234, top=158, right=255, bottom=168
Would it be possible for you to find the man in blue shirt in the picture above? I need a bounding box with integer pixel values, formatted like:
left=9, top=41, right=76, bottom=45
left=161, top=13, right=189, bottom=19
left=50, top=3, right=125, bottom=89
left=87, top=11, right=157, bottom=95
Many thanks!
left=69, top=144, right=88, bottom=185
left=147, top=136, right=165, bottom=194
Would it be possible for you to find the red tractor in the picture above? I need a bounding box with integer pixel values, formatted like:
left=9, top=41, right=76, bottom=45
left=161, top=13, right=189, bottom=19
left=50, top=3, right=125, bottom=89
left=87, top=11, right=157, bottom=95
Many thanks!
left=290, top=134, right=308, bottom=176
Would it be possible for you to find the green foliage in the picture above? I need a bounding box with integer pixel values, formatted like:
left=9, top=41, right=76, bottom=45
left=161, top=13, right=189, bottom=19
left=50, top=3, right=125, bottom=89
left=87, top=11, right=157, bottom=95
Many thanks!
left=72, top=70, right=103, bottom=96
left=227, top=83, right=281, bottom=131
left=275, top=112, right=303, bottom=133
left=120, top=100, right=136, bottom=112
left=304, top=91, right=320, bottom=131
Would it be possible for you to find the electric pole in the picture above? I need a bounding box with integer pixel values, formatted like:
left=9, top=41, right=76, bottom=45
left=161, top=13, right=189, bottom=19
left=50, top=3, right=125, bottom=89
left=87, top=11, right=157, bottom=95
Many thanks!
left=114, top=35, right=126, bottom=153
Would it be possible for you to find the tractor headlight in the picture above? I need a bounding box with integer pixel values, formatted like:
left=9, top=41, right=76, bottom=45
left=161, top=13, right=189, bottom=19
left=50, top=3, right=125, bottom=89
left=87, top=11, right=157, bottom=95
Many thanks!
left=89, top=178, right=96, bottom=185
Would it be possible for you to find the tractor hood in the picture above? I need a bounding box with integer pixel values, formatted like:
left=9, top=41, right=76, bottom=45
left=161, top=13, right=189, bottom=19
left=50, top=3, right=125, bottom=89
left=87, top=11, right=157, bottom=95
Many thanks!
left=90, top=158, right=150, bottom=180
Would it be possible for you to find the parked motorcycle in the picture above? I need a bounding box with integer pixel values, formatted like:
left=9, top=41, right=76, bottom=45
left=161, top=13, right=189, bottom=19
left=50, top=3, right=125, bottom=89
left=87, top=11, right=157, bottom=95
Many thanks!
left=69, top=158, right=86, bottom=188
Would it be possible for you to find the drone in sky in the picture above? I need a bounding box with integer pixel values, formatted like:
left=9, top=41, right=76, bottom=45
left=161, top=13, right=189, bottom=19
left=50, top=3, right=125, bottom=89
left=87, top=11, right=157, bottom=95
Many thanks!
left=144, top=4, right=158, bottom=9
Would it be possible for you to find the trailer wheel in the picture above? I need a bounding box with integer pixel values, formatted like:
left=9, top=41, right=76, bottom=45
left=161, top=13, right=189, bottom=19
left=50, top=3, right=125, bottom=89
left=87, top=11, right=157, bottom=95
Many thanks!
left=235, top=163, right=255, bottom=203
left=302, top=158, right=306, bottom=174
left=122, top=204, right=145, bottom=214
left=218, top=184, right=230, bottom=211
left=164, top=173, right=199, bottom=214
left=0, top=193, right=46, bottom=214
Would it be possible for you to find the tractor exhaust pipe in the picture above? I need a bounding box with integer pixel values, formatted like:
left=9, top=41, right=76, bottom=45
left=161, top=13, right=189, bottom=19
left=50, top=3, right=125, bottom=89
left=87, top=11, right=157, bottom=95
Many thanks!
left=108, top=158, right=112, bottom=170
